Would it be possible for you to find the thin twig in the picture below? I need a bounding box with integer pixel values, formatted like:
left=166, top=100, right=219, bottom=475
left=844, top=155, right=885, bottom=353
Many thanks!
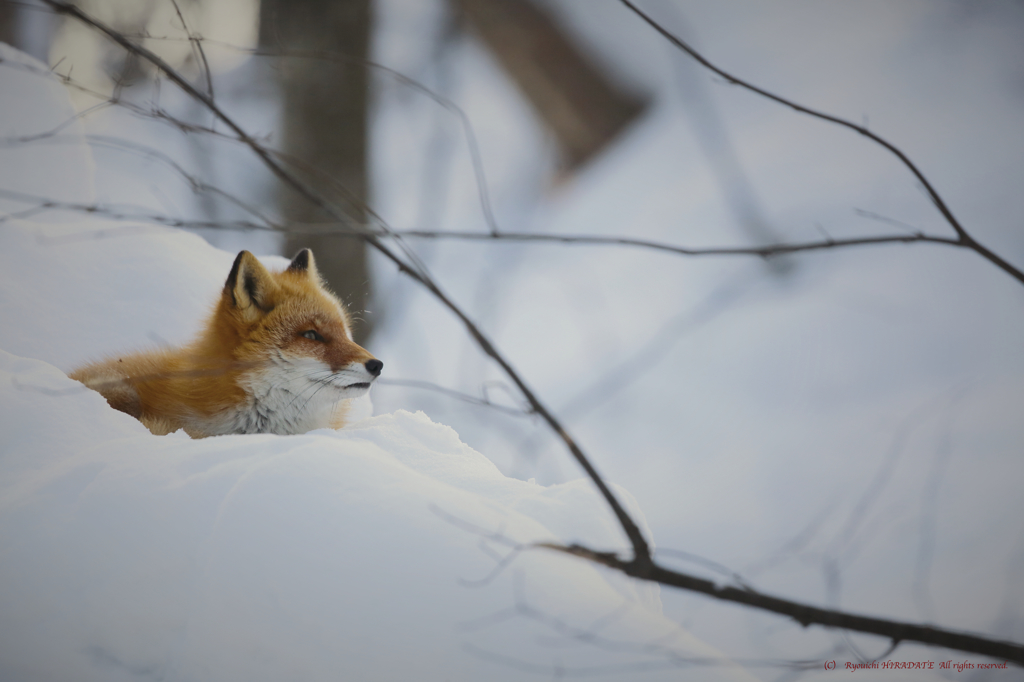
left=39, top=0, right=653, bottom=565
left=389, top=228, right=962, bottom=258
left=30, top=3, right=1024, bottom=662
left=618, top=0, right=1024, bottom=286
left=143, top=38, right=502, bottom=236
left=9, top=37, right=1017, bottom=281
left=378, top=378, right=533, bottom=417
left=0, top=187, right=968, bottom=260
left=168, top=0, right=214, bottom=102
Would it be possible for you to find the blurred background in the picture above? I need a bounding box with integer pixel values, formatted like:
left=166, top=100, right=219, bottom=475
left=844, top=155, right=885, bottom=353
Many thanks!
left=3, top=0, right=1024, bottom=676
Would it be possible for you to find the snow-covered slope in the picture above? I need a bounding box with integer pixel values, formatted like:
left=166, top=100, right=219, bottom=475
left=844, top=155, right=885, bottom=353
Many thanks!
left=0, top=344, right=691, bottom=681
left=0, top=46, right=753, bottom=681
left=0, top=220, right=756, bottom=680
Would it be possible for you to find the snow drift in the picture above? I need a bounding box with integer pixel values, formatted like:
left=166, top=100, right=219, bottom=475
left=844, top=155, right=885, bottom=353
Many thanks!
left=0, top=45, right=753, bottom=681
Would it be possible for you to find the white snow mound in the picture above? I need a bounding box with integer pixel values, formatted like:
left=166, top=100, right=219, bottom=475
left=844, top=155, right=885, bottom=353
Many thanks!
left=0, top=43, right=755, bottom=681
left=0, top=340, right=746, bottom=681
left=0, top=222, right=755, bottom=682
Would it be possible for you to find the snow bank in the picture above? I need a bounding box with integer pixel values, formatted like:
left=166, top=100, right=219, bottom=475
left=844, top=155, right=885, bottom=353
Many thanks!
left=0, top=345, right=677, bottom=681
left=0, top=226, right=757, bottom=682
left=0, top=47, right=753, bottom=681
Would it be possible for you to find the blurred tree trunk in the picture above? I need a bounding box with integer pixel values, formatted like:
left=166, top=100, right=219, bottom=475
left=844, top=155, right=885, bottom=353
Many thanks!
left=0, top=1, right=14, bottom=48
left=259, top=0, right=374, bottom=344
left=1, top=0, right=51, bottom=62
left=452, top=0, right=644, bottom=171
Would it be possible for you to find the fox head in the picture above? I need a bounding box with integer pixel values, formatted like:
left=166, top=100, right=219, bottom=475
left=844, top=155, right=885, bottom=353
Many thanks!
left=214, top=249, right=382, bottom=419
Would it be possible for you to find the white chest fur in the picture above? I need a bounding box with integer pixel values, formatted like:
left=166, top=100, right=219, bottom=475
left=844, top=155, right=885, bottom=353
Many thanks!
left=196, top=357, right=372, bottom=436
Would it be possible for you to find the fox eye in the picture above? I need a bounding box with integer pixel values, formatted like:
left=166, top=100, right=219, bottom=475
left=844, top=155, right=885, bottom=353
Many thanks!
left=301, top=330, right=325, bottom=342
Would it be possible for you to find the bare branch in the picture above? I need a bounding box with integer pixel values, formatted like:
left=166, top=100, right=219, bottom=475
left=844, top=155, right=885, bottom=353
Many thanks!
left=618, top=0, right=1024, bottom=287
left=233, top=43, right=502, bottom=235
left=20, top=30, right=1020, bottom=284
left=39, top=0, right=654, bottom=566
left=389, top=228, right=963, bottom=259
left=437, top=508, right=1019, bottom=667
left=62, top=35, right=502, bottom=236
left=853, top=208, right=923, bottom=236
left=2, top=184, right=969, bottom=261
left=31, top=4, right=1024, bottom=664
left=435, top=511, right=820, bottom=673
left=0, top=96, right=113, bottom=145
left=540, top=542, right=1024, bottom=665
left=167, top=0, right=214, bottom=101
left=377, top=378, right=534, bottom=417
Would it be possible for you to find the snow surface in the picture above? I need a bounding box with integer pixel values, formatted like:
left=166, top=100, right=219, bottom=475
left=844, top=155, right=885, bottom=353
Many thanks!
left=4, top=0, right=1024, bottom=678
left=0, top=45, right=753, bottom=681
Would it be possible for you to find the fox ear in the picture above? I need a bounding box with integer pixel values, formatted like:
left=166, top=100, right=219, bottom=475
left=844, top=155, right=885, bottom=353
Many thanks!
left=225, top=251, right=276, bottom=321
left=286, top=248, right=320, bottom=280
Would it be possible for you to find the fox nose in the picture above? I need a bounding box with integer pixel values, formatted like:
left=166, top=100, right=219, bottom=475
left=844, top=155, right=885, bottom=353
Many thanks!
left=364, top=359, right=383, bottom=377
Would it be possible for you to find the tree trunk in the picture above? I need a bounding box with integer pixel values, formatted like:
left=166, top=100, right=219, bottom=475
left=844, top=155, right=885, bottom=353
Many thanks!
left=259, top=0, right=374, bottom=344
left=453, top=0, right=644, bottom=170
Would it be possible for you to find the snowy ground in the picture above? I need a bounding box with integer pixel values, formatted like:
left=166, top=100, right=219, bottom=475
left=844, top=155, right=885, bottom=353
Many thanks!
left=3, top=0, right=1024, bottom=679
left=0, top=42, right=751, bottom=682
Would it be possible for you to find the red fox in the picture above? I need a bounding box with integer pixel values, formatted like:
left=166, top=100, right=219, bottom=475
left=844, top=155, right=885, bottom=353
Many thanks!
left=70, top=249, right=382, bottom=437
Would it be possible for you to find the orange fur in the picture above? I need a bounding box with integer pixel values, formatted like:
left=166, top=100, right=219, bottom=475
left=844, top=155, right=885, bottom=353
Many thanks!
left=70, top=249, right=381, bottom=437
